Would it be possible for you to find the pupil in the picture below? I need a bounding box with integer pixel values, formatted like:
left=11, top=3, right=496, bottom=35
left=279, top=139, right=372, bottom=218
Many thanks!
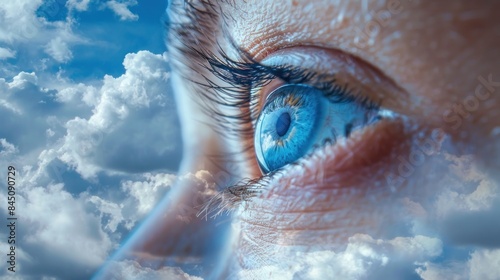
left=276, top=112, right=291, bottom=137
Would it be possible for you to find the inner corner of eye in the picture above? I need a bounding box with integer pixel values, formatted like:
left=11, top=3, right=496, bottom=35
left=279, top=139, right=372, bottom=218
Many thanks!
left=253, top=82, right=380, bottom=174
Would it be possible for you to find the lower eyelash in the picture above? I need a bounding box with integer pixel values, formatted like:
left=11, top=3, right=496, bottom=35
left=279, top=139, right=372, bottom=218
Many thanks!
left=197, top=177, right=268, bottom=219
left=197, top=139, right=335, bottom=218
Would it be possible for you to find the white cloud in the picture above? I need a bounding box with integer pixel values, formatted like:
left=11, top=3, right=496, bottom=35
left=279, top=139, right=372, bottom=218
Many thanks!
left=66, top=0, right=92, bottom=12
left=0, top=0, right=43, bottom=43
left=83, top=172, right=176, bottom=234
left=0, top=138, right=18, bottom=156
left=0, top=47, right=16, bottom=59
left=469, top=249, right=500, bottom=280
left=0, top=48, right=182, bottom=279
left=56, top=83, right=97, bottom=104
left=417, top=249, right=500, bottom=280
left=106, top=0, right=139, bottom=21
left=0, top=141, right=179, bottom=279
left=98, top=260, right=202, bottom=280
left=44, top=37, right=73, bottom=63
left=88, top=195, right=125, bottom=232
left=416, top=261, right=468, bottom=280
left=239, top=234, right=443, bottom=280
left=0, top=182, right=114, bottom=279
left=0, top=0, right=85, bottom=66
left=66, top=0, right=140, bottom=21
left=22, top=184, right=113, bottom=266
left=1, top=51, right=180, bottom=180
left=0, top=148, right=179, bottom=279
left=9, top=71, right=38, bottom=88
left=427, top=158, right=500, bottom=248
left=121, top=172, right=177, bottom=217
left=0, top=71, right=85, bottom=157
left=0, top=1, right=181, bottom=278
left=58, top=50, right=180, bottom=179
left=3, top=52, right=177, bottom=173
left=435, top=177, right=498, bottom=216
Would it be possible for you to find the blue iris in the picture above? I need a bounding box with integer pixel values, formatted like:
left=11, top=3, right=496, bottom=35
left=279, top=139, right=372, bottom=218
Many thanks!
left=254, top=84, right=373, bottom=173
left=254, top=84, right=327, bottom=173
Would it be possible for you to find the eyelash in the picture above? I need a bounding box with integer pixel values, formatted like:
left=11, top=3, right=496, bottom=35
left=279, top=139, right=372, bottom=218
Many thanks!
left=184, top=45, right=380, bottom=217
left=197, top=46, right=379, bottom=139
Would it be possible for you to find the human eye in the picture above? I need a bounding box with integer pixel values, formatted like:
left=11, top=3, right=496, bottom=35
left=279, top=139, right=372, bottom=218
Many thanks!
left=196, top=43, right=411, bottom=197
left=249, top=49, right=389, bottom=174
left=254, top=81, right=378, bottom=173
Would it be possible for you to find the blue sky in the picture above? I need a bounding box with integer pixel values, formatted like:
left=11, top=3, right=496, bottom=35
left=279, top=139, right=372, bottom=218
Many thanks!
left=6, top=0, right=167, bottom=80
left=0, top=1, right=190, bottom=279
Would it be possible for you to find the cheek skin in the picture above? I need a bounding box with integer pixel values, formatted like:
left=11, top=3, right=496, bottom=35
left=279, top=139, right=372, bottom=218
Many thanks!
left=230, top=119, right=445, bottom=269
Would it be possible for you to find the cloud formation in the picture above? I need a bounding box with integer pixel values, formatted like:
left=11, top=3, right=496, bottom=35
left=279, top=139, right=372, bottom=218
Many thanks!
left=0, top=47, right=16, bottom=60
left=99, top=260, right=202, bottom=280
left=0, top=0, right=86, bottom=68
left=417, top=248, right=500, bottom=280
left=0, top=48, right=183, bottom=278
left=0, top=170, right=181, bottom=279
left=59, top=51, right=181, bottom=178
left=238, top=234, right=442, bottom=280
left=106, top=0, right=139, bottom=21
left=0, top=0, right=186, bottom=279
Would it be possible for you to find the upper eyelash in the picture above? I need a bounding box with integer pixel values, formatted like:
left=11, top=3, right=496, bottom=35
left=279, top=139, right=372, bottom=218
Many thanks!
left=194, top=46, right=380, bottom=140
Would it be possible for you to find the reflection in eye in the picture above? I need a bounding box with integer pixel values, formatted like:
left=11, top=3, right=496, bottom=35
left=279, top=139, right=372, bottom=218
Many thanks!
left=254, top=84, right=379, bottom=173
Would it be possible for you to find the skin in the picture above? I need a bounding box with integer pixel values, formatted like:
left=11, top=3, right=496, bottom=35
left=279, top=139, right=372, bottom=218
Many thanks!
left=96, top=0, right=500, bottom=279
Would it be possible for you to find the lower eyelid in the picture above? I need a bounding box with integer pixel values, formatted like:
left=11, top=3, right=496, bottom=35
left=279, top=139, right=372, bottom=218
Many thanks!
left=251, top=118, right=409, bottom=199
left=229, top=118, right=437, bottom=269
left=234, top=117, right=441, bottom=225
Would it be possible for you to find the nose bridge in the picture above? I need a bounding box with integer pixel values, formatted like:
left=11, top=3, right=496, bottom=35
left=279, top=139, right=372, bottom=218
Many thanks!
left=94, top=73, right=239, bottom=279
left=93, top=140, right=236, bottom=279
